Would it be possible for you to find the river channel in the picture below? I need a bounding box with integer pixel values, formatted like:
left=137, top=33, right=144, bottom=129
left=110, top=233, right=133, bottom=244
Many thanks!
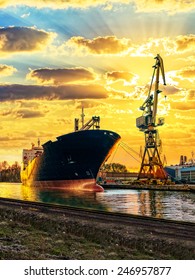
left=0, top=182, right=194, bottom=223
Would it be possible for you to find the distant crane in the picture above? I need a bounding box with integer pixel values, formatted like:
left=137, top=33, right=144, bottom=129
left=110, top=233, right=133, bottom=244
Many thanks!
left=136, top=54, right=168, bottom=182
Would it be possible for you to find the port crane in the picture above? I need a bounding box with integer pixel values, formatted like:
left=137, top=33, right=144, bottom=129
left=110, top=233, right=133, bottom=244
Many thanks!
left=136, top=54, right=168, bottom=182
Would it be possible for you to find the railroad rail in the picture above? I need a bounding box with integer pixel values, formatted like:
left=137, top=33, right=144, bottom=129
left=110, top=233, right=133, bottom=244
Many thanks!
left=0, top=197, right=194, bottom=242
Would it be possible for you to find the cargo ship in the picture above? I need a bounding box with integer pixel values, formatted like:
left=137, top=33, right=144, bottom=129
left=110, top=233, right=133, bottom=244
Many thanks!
left=21, top=111, right=121, bottom=192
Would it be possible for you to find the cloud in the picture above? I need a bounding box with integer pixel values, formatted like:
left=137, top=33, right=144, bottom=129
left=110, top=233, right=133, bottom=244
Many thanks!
left=15, top=109, right=44, bottom=118
left=0, top=107, right=45, bottom=119
left=56, top=118, right=71, bottom=125
left=27, top=67, right=97, bottom=85
left=178, top=55, right=195, bottom=63
left=169, top=66, right=195, bottom=84
left=133, top=0, right=195, bottom=14
left=66, top=36, right=131, bottom=55
left=177, top=66, right=195, bottom=80
left=187, top=90, right=195, bottom=100
left=0, top=0, right=130, bottom=10
left=0, top=0, right=84, bottom=9
left=171, top=101, right=195, bottom=110
left=61, top=35, right=194, bottom=58
left=0, top=1, right=194, bottom=13
left=105, top=71, right=138, bottom=85
left=131, top=37, right=172, bottom=57
left=131, top=35, right=195, bottom=57
left=164, top=85, right=181, bottom=96
left=0, top=64, right=17, bottom=76
left=176, top=34, right=195, bottom=52
left=21, top=12, right=30, bottom=18
left=0, top=136, right=11, bottom=141
left=0, top=84, right=108, bottom=101
left=0, top=27, right=55, bottom=54
left=174, top=113, right=195, bottom=120
left=18, top=101, right=41, bottom=109
left=76, top=100, right=103, bottom=109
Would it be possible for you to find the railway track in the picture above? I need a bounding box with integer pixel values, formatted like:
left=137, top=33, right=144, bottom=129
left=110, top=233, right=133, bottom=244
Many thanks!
left=0, top=197, right=194, bottom=242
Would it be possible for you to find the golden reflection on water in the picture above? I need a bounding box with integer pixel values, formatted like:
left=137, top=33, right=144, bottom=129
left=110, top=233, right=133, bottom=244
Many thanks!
left=97, top=190, right=164, bottom=218
left=0, top=183, right=22, bottom=199
left=0, top=183, right=194, bottom=222
left=21, top=184, right=38, bottom=201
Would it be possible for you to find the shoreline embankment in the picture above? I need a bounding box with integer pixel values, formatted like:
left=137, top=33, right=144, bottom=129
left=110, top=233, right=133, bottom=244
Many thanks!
left=0, top=198, right=194, bottom=260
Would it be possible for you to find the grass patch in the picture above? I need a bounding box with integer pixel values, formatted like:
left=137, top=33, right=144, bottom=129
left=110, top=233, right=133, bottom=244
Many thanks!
left=0, top=204, right=194, bottom=260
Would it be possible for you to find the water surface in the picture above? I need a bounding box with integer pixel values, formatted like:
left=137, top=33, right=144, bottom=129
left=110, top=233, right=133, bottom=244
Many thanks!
left=0, top=183, right=194, bottom=223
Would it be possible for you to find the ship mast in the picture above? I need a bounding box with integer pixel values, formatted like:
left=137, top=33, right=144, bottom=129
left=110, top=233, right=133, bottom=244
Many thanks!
left=38, top=138, right=40, bottom=147
left=136, top=54, right=168, bottom=182
left=74, top=107, right=100, bottom=131
left=81, top=106, right=85, bottom=127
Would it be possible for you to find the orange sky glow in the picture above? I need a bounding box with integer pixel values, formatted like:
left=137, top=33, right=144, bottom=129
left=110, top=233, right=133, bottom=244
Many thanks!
left=0, top=0, right=194, bottom=170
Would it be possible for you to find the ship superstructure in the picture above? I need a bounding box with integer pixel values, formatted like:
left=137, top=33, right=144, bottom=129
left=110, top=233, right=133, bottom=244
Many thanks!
left=22, top=139, right=43, bottom=168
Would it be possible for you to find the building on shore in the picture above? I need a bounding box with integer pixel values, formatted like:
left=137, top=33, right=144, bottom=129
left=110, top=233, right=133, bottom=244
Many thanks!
left=165, top=154, right=195, bottom=183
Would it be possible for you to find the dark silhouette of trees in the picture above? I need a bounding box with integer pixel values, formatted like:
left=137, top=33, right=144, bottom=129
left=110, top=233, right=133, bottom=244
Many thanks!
left=101, top=163, right=128, bottom=173
left=0, top=161, right=21, bottom=182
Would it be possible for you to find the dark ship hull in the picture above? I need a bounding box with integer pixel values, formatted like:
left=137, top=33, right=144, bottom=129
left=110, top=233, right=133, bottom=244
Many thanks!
left=21, top=129, right=121, bottom=192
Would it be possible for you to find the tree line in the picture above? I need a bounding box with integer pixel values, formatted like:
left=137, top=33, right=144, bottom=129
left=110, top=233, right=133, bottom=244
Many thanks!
left=0, top=161, right=128, bottom=182
left=101, top=163, right=128, bottom=173
left=0, top=161, right=21, bottom=182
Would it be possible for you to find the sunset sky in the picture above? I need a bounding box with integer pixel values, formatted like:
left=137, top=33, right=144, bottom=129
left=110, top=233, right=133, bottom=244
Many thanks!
left=0, top=0, right=194, bottom=170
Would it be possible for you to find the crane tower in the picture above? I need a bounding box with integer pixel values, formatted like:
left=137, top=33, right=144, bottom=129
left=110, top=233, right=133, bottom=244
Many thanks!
left=136, top=54, right=168, bottom=181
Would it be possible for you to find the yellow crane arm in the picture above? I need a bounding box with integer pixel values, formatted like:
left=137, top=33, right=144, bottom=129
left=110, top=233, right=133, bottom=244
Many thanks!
left=158, top=54, right=166, bottom=86
left=152, top=54, right=166, bottom=125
